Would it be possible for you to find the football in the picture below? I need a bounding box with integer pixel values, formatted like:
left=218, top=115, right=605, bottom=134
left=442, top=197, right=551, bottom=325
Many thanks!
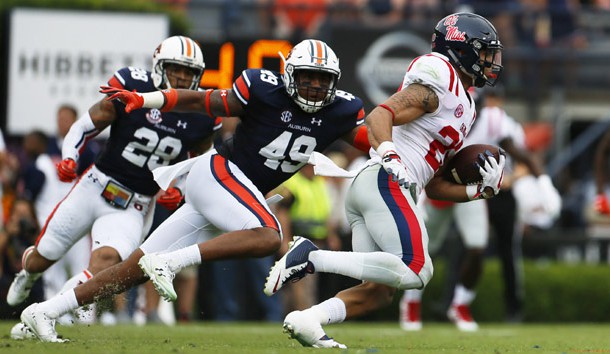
left=443, top=144, right=504, bottom=185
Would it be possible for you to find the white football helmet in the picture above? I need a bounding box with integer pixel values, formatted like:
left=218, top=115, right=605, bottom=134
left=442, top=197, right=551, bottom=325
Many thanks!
left=279, top=39, right=341, bottom=113
left=152, top=36, right=205, bottom=90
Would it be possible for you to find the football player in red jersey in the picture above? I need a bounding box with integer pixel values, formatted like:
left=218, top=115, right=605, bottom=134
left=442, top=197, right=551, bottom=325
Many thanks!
left=9, top=36, right=220, bottom=339
left=19, top=38, right=371, bottom=342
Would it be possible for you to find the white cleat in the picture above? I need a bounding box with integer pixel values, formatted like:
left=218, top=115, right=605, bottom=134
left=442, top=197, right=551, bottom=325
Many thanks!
left=7, top=269, right=41, bottom=306
left=138, top=253, right=177, bottom=302
left=283, top=310, right=347, bottom=349
left=21, top=303, right=68, bottom=343
left=10, top=322, right=36, bottom=340
left=447, top=304, right=479, bottom=332
left=264, top=236, right=317, bottom=296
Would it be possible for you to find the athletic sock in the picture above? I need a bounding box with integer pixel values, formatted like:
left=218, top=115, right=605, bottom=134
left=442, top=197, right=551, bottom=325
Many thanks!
left=453, top=284, right=476, bottom=305
left=403, top=288, right=423, bottom=302
left=160, top=245, right=201, bottom=273
left=37, top=289, right=79, bottom=319
left=59, top=269, right=93, bottom=293
left=306, top=297, right=347, bottom=325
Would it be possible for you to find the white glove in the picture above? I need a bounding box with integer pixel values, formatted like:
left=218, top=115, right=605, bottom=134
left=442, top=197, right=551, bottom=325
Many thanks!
left=537, top=174, right=561, bottom=218
left=478, top=153, right=505, bottom=198
left=377, top=141, right=408, bottom=187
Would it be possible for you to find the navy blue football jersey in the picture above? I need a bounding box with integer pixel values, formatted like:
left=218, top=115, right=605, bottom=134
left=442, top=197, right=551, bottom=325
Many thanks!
left=96, top=66, right=221, bottom=195
left=220, top=68, right=365, bottom=195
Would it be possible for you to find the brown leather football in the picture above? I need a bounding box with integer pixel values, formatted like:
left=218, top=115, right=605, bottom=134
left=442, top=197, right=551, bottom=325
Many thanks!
left=444, top=144, right=503, bottom=185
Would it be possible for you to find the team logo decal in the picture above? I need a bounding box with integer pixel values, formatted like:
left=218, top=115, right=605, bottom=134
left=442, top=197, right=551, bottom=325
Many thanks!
left=444, top=15, right=466, bottom=42
left=146, top=109, right=163, bottom=124
left=280, top=110, right=292, bottom=123
left=454, top=104, right=464, bottom=118
left=311, top=117, right=322, bottom=126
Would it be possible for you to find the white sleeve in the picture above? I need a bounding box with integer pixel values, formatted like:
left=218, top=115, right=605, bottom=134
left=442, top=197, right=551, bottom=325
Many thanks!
left=402, top=55, right=452, bottom=101
left=62, top=111, right=100, bottom=161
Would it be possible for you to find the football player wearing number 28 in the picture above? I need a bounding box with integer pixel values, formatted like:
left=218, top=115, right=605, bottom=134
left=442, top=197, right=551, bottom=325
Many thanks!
left=263, top=12, right=507, bottom=348
left=20, top=38, right=371, bottom=343
left=10, top=36, right=220, bottom=337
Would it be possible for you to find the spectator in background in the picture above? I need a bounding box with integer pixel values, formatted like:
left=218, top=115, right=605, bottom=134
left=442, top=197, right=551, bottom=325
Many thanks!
left=47, top=104, right=99, bottom=175
left=274, top=163, right=341, bottom=313
left=0, top=199, right=43, bottom=319
left=593, top=129, right=610, bottom=216
left=269, top=0, right=329, bottom=41
left=476, top=86, right=560, bottom=322
left=361, top=0, right=406, bottom=27
left=0, top=130, right=12, bottom=227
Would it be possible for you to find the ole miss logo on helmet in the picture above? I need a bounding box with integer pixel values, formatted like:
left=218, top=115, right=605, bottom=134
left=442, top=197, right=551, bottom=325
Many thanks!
left=444, top=15, right=466, bottom=42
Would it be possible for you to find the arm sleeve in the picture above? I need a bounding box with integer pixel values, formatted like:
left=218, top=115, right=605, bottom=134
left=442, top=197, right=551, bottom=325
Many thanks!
left=62, top=111, right=100, bottom=162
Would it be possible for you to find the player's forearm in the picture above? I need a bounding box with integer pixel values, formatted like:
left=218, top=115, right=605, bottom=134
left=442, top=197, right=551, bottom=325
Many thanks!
left=140, top=89, right=205, bottom=112
left=366, top=107, right=394, bottom=151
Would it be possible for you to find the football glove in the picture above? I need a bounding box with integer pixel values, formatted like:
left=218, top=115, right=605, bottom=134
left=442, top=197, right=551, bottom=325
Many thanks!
left=378, top=141, right=408, bottom=187
left=56, top=158, right=77, bottom=182
left=595, top=193, right=610, bottom=215
left=100, top=86, right=144, bottom=113
left=477, top=153, right=505, bottom=199
left=157, top=187, right=183, bottom=211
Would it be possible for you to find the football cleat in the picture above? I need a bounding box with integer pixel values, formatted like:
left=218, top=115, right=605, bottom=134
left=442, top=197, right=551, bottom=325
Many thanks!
left=399, top=299, right=422, bottom=331
left=21, top=303, right=68, bottom=342
left=447, top=304, right=479, bottom=332
left=138, top=253, right=177, bottom=302
left=10, top=322, right=36, bottom=340
left=264, top=236, right=317, bottom=296
left=283, top=310, right=347, bottom=349
left=7, top=269, right=41, bottom=306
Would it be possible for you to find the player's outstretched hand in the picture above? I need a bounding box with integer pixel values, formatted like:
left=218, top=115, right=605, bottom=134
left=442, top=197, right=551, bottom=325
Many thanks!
left=99, top=85, right=144, bottom=113
left=477, top=153, right=505, bottom=198
left=157, top=187, right=183, bottom=211
left=57, top=158, right=77, bottom=182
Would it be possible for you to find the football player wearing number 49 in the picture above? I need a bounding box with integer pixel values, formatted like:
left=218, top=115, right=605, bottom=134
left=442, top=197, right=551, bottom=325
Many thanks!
left=19, top=38, right=371, bottom=344
left=9, top=36, right=220, bottom=337
left=264, top=12, right=507, bottom=348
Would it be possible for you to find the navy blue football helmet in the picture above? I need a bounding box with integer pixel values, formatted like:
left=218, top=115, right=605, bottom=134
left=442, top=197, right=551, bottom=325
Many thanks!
left=432, top=12, right=503, bottom=88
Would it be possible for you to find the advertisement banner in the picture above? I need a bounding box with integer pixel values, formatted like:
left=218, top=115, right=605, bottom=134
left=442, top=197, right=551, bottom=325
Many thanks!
left=7, top=9, right=169, bottom=135
left=330, top=26, right=431, bottom=112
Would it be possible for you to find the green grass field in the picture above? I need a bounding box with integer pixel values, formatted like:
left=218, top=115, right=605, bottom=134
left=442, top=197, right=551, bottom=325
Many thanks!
left=1, top=321, right=609, bottom=354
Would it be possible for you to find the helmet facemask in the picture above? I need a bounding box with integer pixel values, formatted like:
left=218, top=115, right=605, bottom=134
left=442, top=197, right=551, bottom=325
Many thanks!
left=155, top=59, right=204, bottom=90
left=447, top=40, right=503, bottom=88
left=280, top=39, right=341, bottom=113
left=152, top=36, right=205, bottom=91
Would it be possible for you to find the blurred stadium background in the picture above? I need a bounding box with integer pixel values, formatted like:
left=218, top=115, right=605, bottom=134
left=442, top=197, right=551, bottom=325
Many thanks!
left=1, top=0, right=610, bottom=325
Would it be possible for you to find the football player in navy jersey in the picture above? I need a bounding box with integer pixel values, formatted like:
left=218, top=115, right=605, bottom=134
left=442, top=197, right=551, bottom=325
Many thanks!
left=19, top=39, right=370, bottom=342
left=7, top=36, right=220, bottom=324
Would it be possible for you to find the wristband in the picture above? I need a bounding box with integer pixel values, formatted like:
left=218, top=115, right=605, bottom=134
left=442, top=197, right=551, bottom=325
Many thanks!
left=220, top=89, right=231, bottom=116
left=466, top=184, right=482, bottom=200
left=160, top=89, right=178, bottom=112
left=204, top=89, right=215, bottom=118
left=142, top=91, right=165, bottom=109
left=377, top=141, right=397, bottom=158
left=379, top=104, right=395, bottom=121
